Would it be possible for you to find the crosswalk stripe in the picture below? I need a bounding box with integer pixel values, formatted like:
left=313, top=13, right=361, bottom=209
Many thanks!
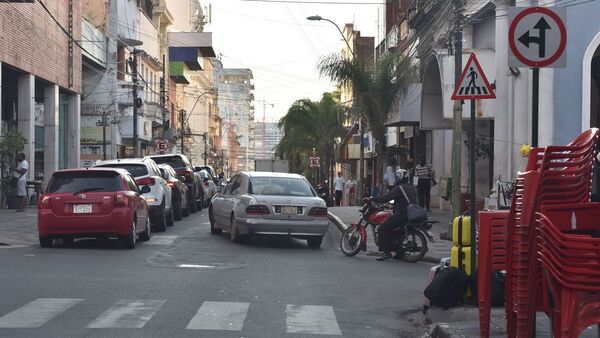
left=145, top=235, right=177, bottom=245
left=86, top=299, right=166, bottom=328
left=286, top=305, right=342, bottom=335
left=0, top=298, right=83, bottom=328
left=186, top=301, right=249, bottom=331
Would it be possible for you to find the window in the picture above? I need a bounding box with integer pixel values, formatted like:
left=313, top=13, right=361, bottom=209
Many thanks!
left=248, top=177, right=314, bottom=197
left=125, top=174, right=140, bottom=193
left=48, top=171, right=122, bottom=193
left=96, top=164, right=148, bottom=178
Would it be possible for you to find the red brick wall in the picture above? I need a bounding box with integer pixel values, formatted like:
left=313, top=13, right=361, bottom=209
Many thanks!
left=0, top=0, right=82, bottom=93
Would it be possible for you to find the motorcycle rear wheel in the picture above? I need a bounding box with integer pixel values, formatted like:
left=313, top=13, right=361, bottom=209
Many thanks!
left=397, top=229, right=427, bottom=263
left=340, top=226, right=364, bottom=257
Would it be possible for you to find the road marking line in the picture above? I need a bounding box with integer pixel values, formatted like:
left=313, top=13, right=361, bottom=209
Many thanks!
left=145, top=235, right=177, bottom=245
left=186, top=301, right=249, bottom=331
left=178, top=264, right=216, bottom=269
left=0, top=298, right=83, bottom=328
left=286, top=305, right=342, bottom=335
left=86, top=299, right=166, bottom=328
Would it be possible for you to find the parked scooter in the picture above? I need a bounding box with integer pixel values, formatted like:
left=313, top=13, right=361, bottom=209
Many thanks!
left=317, top=181, right=333, bottom=207
left=340, top=199, right=436, bottom=263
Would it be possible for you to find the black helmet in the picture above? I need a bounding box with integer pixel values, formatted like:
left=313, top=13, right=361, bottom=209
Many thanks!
left=395, top=169, right=408, bottom=185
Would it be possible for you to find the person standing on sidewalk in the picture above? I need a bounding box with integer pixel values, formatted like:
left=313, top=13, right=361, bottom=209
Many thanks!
left=12, top=153, right=28, bottom=212
left=334, top=171, right=344, bottom=206
left=415, top=156, right=433, bottom=211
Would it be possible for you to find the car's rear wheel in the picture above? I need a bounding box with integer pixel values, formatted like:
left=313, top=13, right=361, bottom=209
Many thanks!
left=166, top=205, right=175, bottom=227
left=153, top=204, right=167, bottom=232
left=121, top=219, right=136, bottom=249
left=209, top=207, right=222, bottom=235
left=139, top=217, right=151, bottom=242
left=307, top=236, right=323, bottom=249
left=230, top=215, right=243, bottom=243
left=174, top=198, right=183, bottom=221
left=39, top=236, right=53, bottom=248
left=189, top=197, right=197, bottom=213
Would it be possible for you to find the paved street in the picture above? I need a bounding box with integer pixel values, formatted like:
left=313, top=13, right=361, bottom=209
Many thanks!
left=0, top=208, right=436, bottom=337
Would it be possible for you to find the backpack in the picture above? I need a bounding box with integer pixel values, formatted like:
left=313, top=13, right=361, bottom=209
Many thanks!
left=424, top=267, right=469, bottom=309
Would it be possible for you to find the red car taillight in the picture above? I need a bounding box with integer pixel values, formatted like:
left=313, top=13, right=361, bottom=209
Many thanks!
left=203, top=181, right=209, bottom=188
left=39, top=196, right=51, bottom=209
left=308, top=207, right=328, bottom=217
left=245, top=205, right=270, bottom=216
left=136, top=177, right=156, bottom=186
left=167, top=181, right=175, bottom=188
left=115, top=193, right=129, bottom=207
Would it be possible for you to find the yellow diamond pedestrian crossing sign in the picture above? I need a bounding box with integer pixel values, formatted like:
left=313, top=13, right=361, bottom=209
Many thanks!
left=451, top=53, right=496, bottom=100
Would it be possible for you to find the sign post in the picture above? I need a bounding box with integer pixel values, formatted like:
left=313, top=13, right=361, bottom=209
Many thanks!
left=452, top=52, right=496, bottom=270
left=509, top=7, right=567, bottom=146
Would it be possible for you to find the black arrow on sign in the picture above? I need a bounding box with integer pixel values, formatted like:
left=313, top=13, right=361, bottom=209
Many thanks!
left=518, top=17, right=551, bottom=58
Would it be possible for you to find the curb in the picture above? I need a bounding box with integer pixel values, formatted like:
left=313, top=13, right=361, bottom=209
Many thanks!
left=328, top=211, right=443, bottom=263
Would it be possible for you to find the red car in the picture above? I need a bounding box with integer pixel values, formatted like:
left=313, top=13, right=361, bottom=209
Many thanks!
left=38, top=168, right=151, bottom=249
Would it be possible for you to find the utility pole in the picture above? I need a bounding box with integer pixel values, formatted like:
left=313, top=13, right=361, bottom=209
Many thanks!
left=96, top=111, right=109, bottom=160
left=160, top=54, right=167, bottom=135
left=203, top=133, right=209, bottom=166
left=130, top=50, right=139, bottom=158
left=451, top=0, right=464, bottom=221
left=180, top=109, right=186, bottom=155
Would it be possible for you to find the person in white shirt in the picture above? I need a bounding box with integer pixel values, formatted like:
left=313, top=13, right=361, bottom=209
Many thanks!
left=334, top=171, right=344, bottom=206
left=13, top=153, right=29, bottom=212
left=383, top=166, right=396, bottom=192
left=345, top=176, right=357, bottom=206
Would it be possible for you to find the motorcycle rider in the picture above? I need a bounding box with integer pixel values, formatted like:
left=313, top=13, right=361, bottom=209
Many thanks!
left=371, top=169, right=418, bottom=261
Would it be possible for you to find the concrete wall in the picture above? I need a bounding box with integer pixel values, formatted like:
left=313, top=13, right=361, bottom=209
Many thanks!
left=554, top=1, right=600, bottom=144
left=0, top=1, right=82, bottom=93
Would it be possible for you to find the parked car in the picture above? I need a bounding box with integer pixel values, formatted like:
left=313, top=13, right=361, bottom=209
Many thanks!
left=38, top=168, right=151, bottom=249
left=209, top=172, right=329, bottom=248
left=195, top=165, right=217, bottom=182
left=158, top=163, right=190, bottom=220
left=147, top=154, right=204, bottom=212
left=197, top=169, right=218, bottom=207
left=95, top=158, right=173, bottom=231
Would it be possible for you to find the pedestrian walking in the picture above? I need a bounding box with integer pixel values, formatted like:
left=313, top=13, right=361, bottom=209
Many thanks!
left=415, top=156, right=434, bottom=211
left=346, top=176, right=357, bottom=206
left=383, top=165, right=396, bottom=192
left=12, top=152, right=28, bottom=212
left=334, top=171, right=344, bottom=206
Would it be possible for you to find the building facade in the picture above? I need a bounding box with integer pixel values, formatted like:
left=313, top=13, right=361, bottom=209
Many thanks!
left=0, top=1, right=82, bottom=184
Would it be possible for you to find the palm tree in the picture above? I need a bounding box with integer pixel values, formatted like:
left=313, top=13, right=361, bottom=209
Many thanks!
left=275, top=93, right=345, bottom=184
left=318, top=51, right=418, bottom=191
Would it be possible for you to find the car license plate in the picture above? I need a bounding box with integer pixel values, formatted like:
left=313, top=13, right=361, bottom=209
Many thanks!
left=281, top=206, right=297, bottom=214
left=74, top=204, right=92, bottom=214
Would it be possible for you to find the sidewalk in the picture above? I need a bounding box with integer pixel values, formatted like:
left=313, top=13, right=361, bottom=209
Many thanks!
left=0, top=207, right=38, bottom=247
left=327, top=206, right=454, bottom=263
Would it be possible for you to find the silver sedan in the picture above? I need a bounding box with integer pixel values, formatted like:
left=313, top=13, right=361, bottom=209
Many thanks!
left=208, top=172, right=329, bottom=248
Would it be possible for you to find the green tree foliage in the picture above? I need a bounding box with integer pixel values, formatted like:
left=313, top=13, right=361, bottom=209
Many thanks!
left=276, top=93, right=345, bottom=180
left=318, top=52, right=417, bottom=187
left=0, top=130, right=28, bottom=193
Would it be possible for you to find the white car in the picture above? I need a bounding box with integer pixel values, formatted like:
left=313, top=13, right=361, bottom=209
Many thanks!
left=95, top=158, right=173, bottom=232
left=197, top=169, right=217, bottom=207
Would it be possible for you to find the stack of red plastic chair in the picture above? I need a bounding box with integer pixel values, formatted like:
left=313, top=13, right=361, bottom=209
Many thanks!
left=535, top=207, right=600, bottom=338
left=504, top=128, right=599, bottom=338
left=477, top=210, right=509, bottom=338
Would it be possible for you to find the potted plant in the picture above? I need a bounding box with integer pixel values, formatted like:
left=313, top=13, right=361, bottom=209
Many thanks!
left=0, top=130, right=27, bottom=208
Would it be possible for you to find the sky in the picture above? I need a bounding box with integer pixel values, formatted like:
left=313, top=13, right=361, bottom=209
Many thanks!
left=204, top=0, right=385, bottom=122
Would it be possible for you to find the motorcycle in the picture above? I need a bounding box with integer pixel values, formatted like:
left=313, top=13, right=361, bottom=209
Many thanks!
left=339, top=199, right=436, bottom=263
left=317, top=181, right=333, bottom=207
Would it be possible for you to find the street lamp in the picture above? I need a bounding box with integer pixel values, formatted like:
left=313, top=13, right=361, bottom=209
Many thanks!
left=306, top=15, right=353, bottom=55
